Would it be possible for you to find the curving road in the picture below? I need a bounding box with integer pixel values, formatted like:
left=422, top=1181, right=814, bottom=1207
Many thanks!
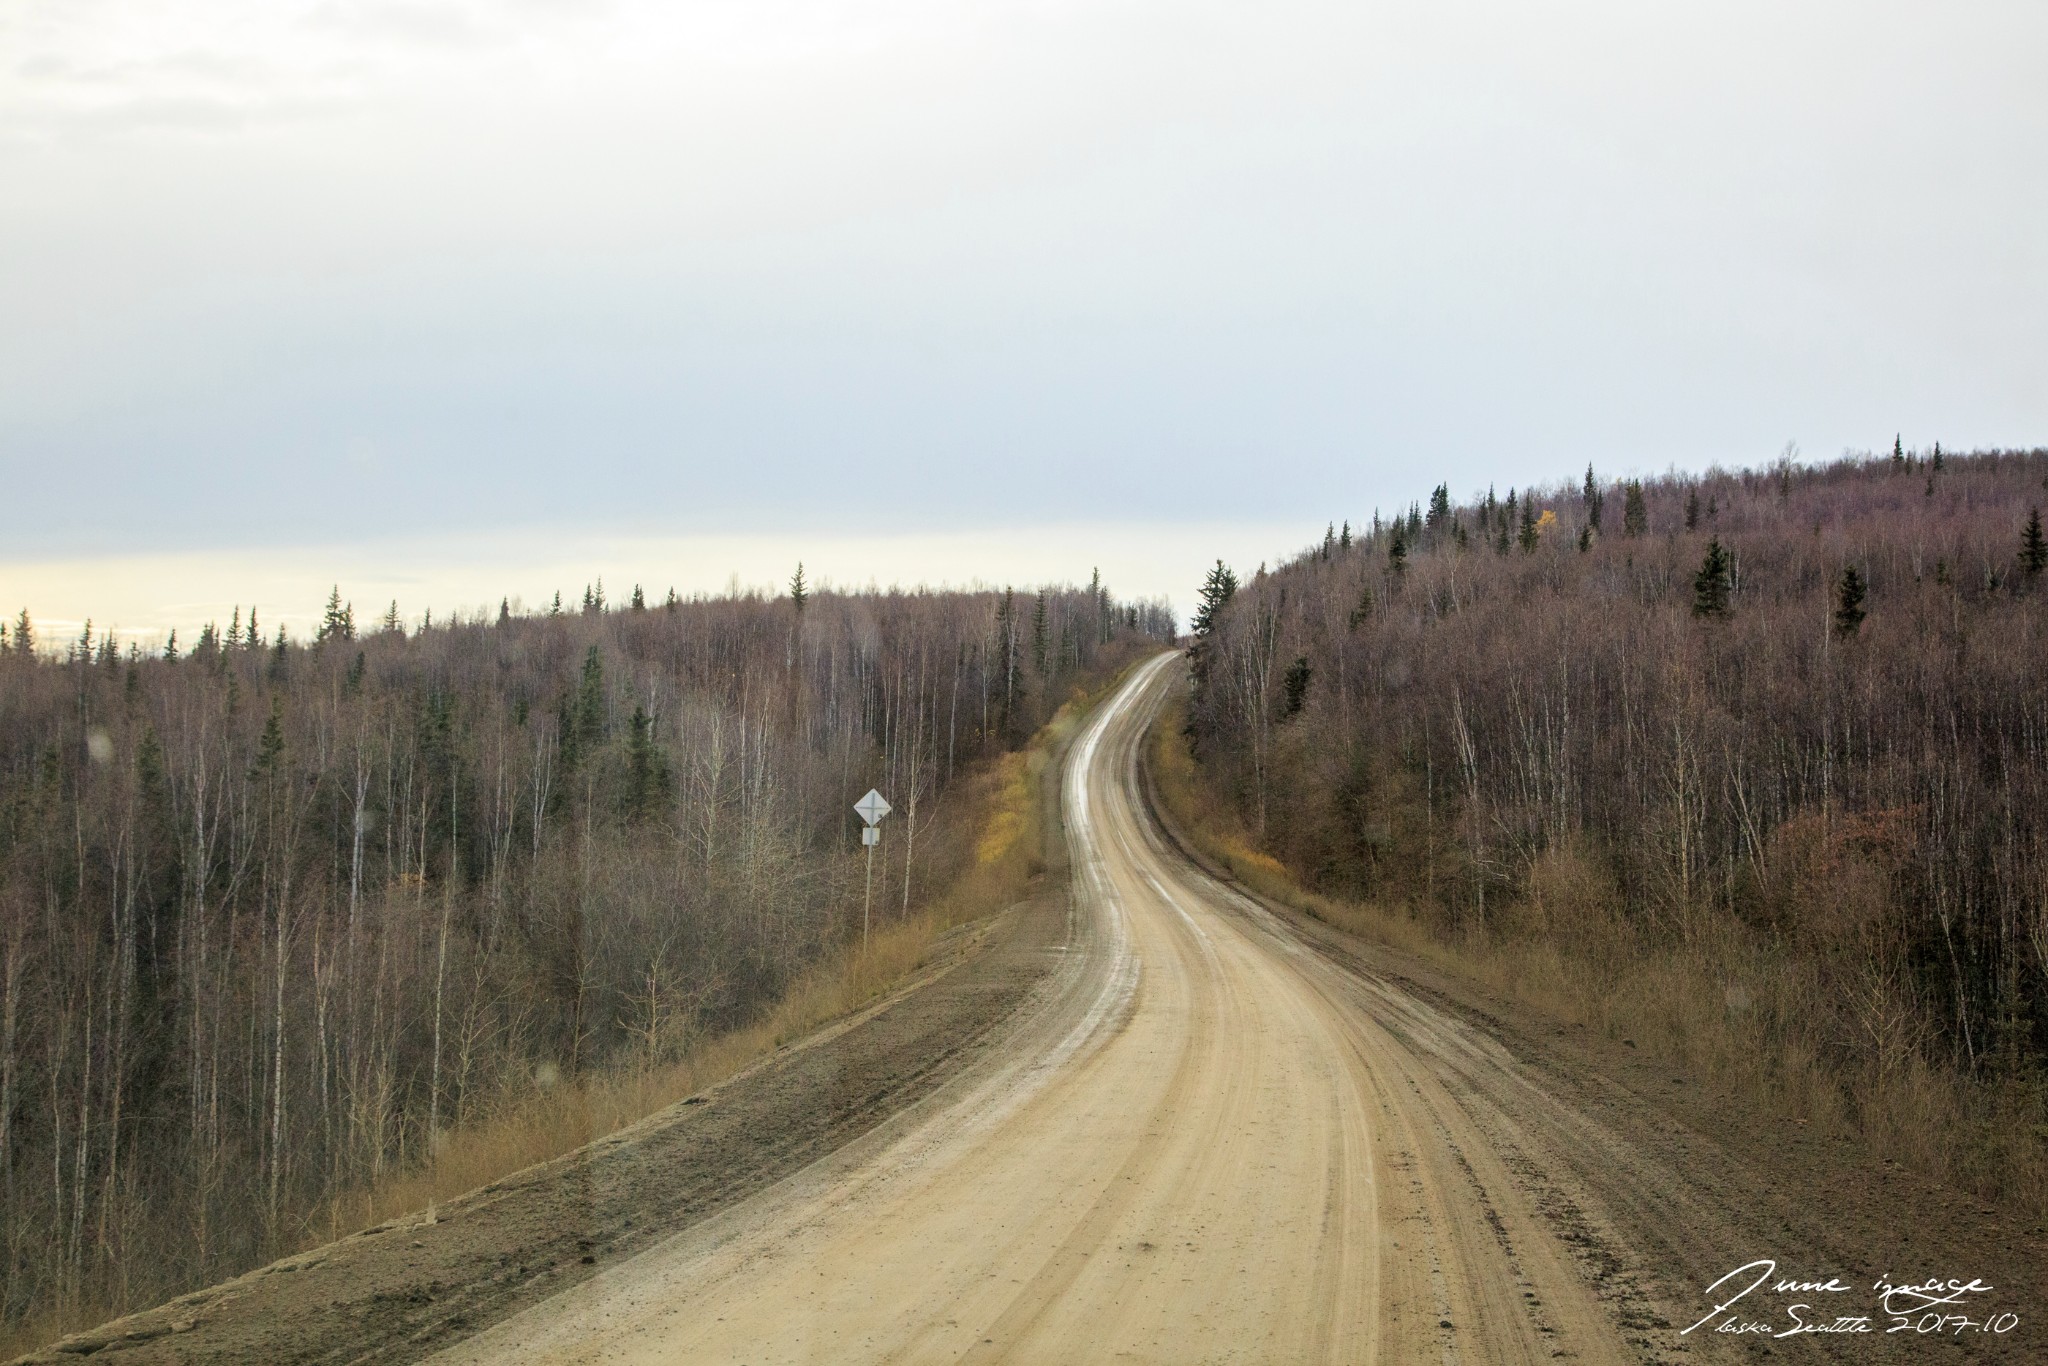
left=430, top=653, right=1640, bottom=1364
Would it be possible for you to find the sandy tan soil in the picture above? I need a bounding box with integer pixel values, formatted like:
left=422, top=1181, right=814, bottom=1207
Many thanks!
left=20, top=652, right=2043, bottom=1364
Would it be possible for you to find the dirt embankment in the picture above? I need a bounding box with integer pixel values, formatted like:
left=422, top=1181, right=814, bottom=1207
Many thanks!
left=8, top=892, right=1073, bottom=1366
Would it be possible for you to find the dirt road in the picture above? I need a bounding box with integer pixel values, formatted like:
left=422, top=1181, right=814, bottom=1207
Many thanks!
left=31, top=653, right=2040, bottom=1364
left=420, top=652, right=1653, bottom=1363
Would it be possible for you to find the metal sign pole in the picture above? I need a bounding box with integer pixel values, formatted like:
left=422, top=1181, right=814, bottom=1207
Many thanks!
left=853, top=789, right=891, bottom=956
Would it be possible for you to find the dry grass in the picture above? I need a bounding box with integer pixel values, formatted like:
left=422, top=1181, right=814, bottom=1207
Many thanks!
left=1147, top=695, right=2048, bottom=1218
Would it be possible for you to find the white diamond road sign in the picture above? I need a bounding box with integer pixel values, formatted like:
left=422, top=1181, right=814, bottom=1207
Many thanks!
left=855, top=789, right=892, bottom=826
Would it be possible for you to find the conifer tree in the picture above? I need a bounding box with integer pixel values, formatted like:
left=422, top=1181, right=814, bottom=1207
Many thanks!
left=550, top=591, right=563, bottom=617
left=1892, top=434, right=1905, bottom=467
left=789, top=563, right=808, bottom=614
left=1583, top=465, right=1604, bottom=531
left=664, top=587, right=678, bottom=612
left=577, top=645, right=606, bottom=742
left=1932, top=442, right=1945, bottom=473
left=1518, top=500, right=1538, bottom=553
left=13, top=609, right=32, bottom=657
left=1453, top=516, right=1468, bottom=551
left=1191, top=561, right=1239, bottom=636
left=1493, top=517, right=1510, bottom=556
left=1321, top=524, right=1335, bottom=559
left=268, top=625, right=289, bottom=682
left=1031, top=590, right=1050, bottom=675
left=1692, top=539, right=1732, bottom=617
left=2021, top=508, right=2047, bottom=578
left=345, top=650, right=367, bottom=694
left=246, top=606, right=259, bottom=646
left=228, top=606, right=242, bottom=649
left=1281, top=657, right=1311, bottom=717
left=1388, top=524, right=1409, bottom=575
left=318, top=587, right=355, bottom=643
left=624, top=705, right=663, bottom=818
left=1427, top=484, right=1451, bottom=530
left=250, top=699, right=286, bottom=777
left=630, top=584, right=646, bottom=612
left=1623, top=480, right=1648, bottom=536
left=1349, top=581, right=1375, bottom=627
left=1834, top=566, right=1867, bottom=635
left=499, top=598, right=511, bottom=625
left=594, top=578, right=607, bottom=612
left=163, top=629, right=179, bottom=662
left=1685, top=488, right=1701, bottom=530
left=1577, top=524, right=1593, bottom=553
left=1338, top=520, right=1352, bottom=551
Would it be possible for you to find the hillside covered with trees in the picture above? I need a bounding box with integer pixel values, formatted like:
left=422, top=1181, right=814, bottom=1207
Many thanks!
left=1181, top=446, right=2048, bottom=1205
left=0, top=573, right=1173, bottom=1339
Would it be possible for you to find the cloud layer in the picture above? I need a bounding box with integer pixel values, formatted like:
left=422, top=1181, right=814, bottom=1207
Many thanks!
left=4, top=0, right=2045, bottom=569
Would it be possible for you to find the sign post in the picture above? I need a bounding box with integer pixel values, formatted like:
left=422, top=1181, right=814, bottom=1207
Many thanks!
left=854, top=789, right=892, bottom=951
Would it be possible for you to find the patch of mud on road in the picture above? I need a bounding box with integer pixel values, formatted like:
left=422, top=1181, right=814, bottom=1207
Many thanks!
left=11, top=893, right=1073, bottom=1366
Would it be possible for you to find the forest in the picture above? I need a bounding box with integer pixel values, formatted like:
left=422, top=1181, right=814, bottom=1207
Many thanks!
left=0, top=572, right=1173, bottom=1340
left=1180, top=446, right=2048, bottom=1205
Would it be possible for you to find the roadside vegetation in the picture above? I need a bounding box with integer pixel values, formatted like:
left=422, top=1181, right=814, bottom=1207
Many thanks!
left=0, top=572, right=1172, bottom=1352
left=1171, top=445, right=2048, bottom=1216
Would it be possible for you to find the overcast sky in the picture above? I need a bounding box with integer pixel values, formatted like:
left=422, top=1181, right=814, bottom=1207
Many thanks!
left=4, top=0, right=2045, bottom=636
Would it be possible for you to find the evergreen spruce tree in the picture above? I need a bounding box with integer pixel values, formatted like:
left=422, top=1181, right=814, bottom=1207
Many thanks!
left=1322, top=523, right=1335, bottom=559
left=1281, top=657, right=1312, bottom=717
left=1518, top=499, right=1538, bottom=553
left=345, top=650, right=367, bottom=694
left=1623, top=480, right=1648, bottom=536
left=1834, top=566, right=1867, bottom=635
left=1388, top=524, right=1409, bottom=575
left=2021, top=508, right=2047, bottom=578
left=499, top=598, right=511, bottom=625
left=246, top=606, right=259, bottom=646
left=789, top=563, right=808, bottom=613
left=630, top=584, right=646, bottom=612
left=577, top=645, right=606, bottom=742
left=1685, top=488, right=1701, bottom=530
left=1493, top=517, right=1510, bottom=556
left=1031, top=590, right=1050, bottom=675
left=251, top=699, right=286, bottom=777
left=1583, top=465, right=1604, bottom=531
left=625, top=705, right=663, bottom=818
left=1577, top=524, right=1593, bottom=553
left=594, top=578, right=607, bottom=612
left=268, top=626, right=289, bottom=682
left=1338, top=520, right=1352, bottom=551
left=1349, top=581, right=1375, bottom=627
left=162, top=629, right=179, bottom=662
left=1191, top=561, right=1239, bottom=636
left=13, top=608, right=32, bottom=657
left=1932, top=442, right=1944, bottom=473
left=1427, top=484, right=1451, bottom=530
left=228, top=606, right=242, bottom=649
left=1892, top=434, right=1906, bottom=468
left=664, top=587, right=679, bottom=612
left=1453, top=516, right=1468, bottom=551
left=318, top=586, right=355, bottom=643
left=550, top=591, right=563, bottom=617
left=1691, top=539, right=1732, bottom=617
